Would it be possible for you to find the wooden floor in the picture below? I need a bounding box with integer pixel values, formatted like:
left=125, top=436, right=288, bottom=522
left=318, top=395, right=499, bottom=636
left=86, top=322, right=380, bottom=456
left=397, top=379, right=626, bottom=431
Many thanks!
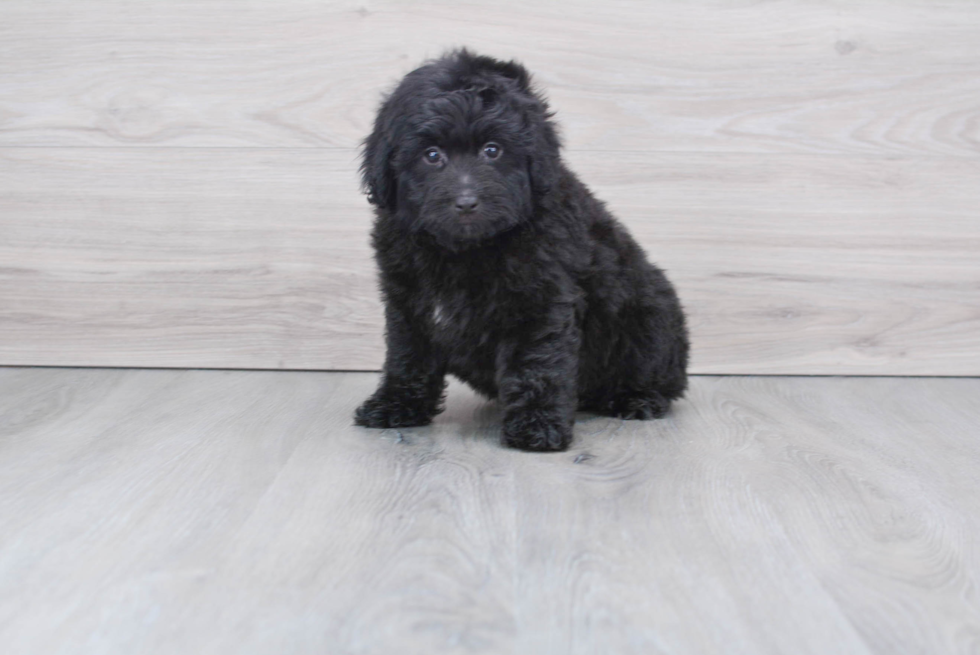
left=1, top=368, right=979, bottom=654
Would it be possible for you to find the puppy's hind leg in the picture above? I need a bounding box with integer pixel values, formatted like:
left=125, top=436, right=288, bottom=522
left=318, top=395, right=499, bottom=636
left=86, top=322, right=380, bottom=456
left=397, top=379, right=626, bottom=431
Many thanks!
left=601, top=390, right=670, bottom=420
left=589, top=315, right=687, bottom=421
left=599, top=346, right=687, bottom=421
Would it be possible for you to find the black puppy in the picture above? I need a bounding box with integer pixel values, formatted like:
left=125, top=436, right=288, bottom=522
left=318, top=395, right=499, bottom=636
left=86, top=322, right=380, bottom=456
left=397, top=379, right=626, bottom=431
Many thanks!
left=354, top=50, right=688, bottom=451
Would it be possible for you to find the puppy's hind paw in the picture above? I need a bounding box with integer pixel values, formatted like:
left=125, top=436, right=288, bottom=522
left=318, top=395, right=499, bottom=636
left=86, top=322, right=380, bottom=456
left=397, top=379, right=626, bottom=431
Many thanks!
left=354, top=394, right=436, bottom=429
left=604, top=391, right=670, bottom=420
left=503, top=413, right=573, bottom=452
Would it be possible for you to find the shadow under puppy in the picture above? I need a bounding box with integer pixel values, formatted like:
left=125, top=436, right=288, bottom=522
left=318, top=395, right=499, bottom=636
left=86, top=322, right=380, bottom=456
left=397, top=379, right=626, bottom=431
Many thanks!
left=355, top=49, right=689, bottom=451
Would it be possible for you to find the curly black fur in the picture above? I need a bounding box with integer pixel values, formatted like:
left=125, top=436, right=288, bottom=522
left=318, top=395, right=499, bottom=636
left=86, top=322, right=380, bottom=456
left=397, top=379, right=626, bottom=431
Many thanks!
left=354, top=50, right=689, bottom=452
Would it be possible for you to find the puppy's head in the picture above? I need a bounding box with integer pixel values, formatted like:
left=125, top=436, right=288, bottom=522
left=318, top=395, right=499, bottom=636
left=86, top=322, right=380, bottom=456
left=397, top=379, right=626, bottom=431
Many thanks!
left=361, top=49, right=561, bottom=251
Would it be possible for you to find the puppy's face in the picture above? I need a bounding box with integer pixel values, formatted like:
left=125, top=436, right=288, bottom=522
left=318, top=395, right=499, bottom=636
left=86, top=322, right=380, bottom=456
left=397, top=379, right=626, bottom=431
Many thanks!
left=395, top=108, right=533, bottom=250
left=362, top=51, right=561, bottom=252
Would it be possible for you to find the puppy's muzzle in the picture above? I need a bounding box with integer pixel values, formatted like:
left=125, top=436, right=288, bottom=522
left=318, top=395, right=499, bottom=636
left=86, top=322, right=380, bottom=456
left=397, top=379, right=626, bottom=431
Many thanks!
left=455, top=192, right=479, bottom=215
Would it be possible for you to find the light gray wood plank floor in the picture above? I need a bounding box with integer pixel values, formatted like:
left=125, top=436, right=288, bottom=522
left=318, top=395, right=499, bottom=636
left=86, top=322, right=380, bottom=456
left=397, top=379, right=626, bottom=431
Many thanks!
left=1, top=368, right=979, bottom=654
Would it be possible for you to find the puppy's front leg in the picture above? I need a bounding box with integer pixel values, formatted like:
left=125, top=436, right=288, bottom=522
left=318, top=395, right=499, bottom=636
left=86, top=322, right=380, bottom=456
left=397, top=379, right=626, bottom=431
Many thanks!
left=497, top=305, right=580, bottom=452
left=355, top=304, right=446, bottom=429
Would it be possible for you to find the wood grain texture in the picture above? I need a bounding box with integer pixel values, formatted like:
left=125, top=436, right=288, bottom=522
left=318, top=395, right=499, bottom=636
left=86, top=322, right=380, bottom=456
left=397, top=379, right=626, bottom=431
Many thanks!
left=1, top=1, right=978, bottom=156
left=2, top=147, right=978, bottom=374
left=2, top=368, right=980, bottom=654
left=2, top=0, right=979, bottom=373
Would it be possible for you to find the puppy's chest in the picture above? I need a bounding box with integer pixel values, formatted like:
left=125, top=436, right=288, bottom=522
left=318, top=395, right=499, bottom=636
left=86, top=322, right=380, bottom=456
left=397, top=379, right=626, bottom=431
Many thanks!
left=425, top=292, right=485, bottom=335
left=421, top=285, right=501, bottom=346
left=430, top=301, right=454, bottom=329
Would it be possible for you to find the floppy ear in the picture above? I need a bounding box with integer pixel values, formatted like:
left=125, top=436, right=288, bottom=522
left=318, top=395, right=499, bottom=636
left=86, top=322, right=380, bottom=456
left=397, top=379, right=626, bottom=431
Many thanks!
left=485, top=54, right=562, bottom=199
left=360, top=109, right=397, bottom=211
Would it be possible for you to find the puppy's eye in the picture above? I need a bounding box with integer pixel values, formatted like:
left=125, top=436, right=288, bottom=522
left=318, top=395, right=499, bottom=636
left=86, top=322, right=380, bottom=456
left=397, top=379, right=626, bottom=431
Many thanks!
left=423, top=147, right=442, bottom=165
left=483, top=143, right=502, bottom=159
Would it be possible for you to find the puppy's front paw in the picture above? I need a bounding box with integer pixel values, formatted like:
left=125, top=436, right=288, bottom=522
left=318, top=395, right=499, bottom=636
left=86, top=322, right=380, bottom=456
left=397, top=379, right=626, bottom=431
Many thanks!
left=503, top=412, right=573, bottom=452
left=354, top=394, right=435, bottom=429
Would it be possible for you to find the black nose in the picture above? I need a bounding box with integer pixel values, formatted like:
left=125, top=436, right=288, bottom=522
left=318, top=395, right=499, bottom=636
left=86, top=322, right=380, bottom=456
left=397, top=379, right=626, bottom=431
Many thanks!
left=455, top=193, right=479, bottom=214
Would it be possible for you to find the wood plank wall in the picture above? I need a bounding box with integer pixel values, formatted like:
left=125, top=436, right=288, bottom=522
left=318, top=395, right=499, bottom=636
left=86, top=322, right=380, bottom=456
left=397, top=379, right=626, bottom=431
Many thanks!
left=1, top=1, right=978, bottom=374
